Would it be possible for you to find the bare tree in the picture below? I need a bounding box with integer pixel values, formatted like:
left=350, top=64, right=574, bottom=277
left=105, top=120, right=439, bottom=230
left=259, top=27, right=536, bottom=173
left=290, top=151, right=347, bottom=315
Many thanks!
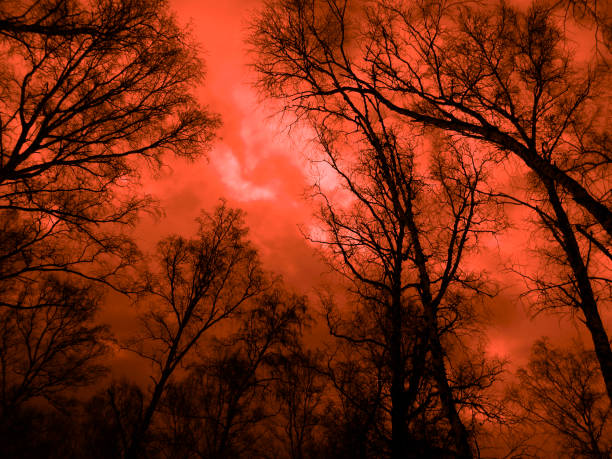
left=0, top=277, right=109, bottom=414
left=250, top=0, right=612, bottom=405
left=125, top=204, right=266, bottom=458
left=0, top=275, right=110, bottom=456
left=156, top=286, right=309, bottom=459
left=509, top=339, right=612, bottom=458
left=495, top=176, right=612, bottom=401
left=271, top=348, right=326, bottom=459
left=0, top=210, right=139, bottom=309
left=79, top=380, right=146, bottom=459
left=251, top=7, right=505, bottom=449
left=317, top=364, right=388, bottom=459
left=0, top=0, right=153, bottom=39
left=252, top=0, right=610, bottom=237
left=0, top=0, right=218, bottom=294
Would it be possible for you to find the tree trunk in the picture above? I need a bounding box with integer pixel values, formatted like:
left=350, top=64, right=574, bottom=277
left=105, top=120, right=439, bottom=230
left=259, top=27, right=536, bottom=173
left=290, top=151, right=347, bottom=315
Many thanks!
left=390, top=293, right=407, bottom=459
left=517, top=146, right=612, bottom=240
left=428, top=328, right=473, bottom=459
left=544, top=180, right=612, bottom=402
left=125, top=369, right=172, bottom=459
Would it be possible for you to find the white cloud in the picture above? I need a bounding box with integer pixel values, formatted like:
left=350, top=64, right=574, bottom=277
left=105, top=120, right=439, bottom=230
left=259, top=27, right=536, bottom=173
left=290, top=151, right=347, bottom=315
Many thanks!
left=211, top=146, right=276, bottom=201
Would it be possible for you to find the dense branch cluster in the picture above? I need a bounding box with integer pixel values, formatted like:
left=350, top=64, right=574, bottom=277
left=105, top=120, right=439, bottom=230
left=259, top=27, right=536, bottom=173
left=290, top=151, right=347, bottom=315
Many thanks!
left=249, top=0, right=611, bottom=457
left=0, top=0, right=218, bottom=299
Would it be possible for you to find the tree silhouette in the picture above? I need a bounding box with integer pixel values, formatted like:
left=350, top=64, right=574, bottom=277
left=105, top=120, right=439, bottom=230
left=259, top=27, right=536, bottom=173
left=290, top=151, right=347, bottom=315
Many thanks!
left=271, top=349, right=326, bottom=459
left=0, top=0, right=218, bottom=295
left=252, top=0, right=610, bottom=237
left=498, top=177, right=612, bottom=401
left=250, top=0, right=612, bottom=405
left=0, top=277, right=109, bottom=414
left=509, top=339, right=612, bottom=458
left=156, top=286, right=309, bottom=459
left=0, top=210, right=139, bottom=309
left=252, top=7, right=506, bottom=449
left=124, top=204, right=266, bottom=458
left=79, top=380, right=145, bottom=459
left=0, top=276, right=110, bottom=457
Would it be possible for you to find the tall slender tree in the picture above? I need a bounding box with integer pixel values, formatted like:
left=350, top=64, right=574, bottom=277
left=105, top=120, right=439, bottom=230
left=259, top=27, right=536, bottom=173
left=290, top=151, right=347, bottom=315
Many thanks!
left=250, top=0, right=612, bottom=404
left=124, top=204, right=266, bottom=458
left=252, top=7, right=504, bottom=449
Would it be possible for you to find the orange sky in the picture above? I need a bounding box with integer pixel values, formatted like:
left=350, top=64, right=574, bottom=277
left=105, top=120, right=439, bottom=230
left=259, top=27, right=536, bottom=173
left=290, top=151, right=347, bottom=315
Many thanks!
left=138, top=0, right=325, bottom=289
left=99, top=0, right=611, bottom=381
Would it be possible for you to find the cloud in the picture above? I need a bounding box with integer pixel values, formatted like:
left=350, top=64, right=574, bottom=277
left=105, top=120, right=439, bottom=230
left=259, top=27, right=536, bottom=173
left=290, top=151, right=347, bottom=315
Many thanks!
left=211, top=145, right=277, bottom=201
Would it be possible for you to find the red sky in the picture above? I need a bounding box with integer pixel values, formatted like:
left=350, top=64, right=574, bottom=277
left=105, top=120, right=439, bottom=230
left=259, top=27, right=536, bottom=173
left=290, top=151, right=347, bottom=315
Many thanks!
left=137, top=0, right=326, bottom=289
left=102, top=0, right=610, bottom=381
left=105, top=0, right=331, bottom=381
